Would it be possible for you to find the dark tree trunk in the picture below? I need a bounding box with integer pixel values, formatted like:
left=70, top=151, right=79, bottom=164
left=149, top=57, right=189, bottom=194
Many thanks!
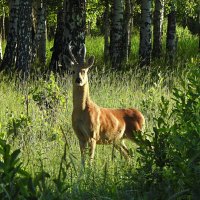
left=0, top=32, right=2, bottom=63
left=139, top=0, right=152, bottom=68
left=110, top=0, right=124, bottom=70
left=123, top=0, right=133, bottom=62
left=152, top=0, right=164, bottom=59
left=0, top=0, right=19, bottom=71
left=0, top=7, right=6, bottom=41
left=166, top=2, right=176, bottom=64
left=103, top=0, right=110, bottom=64
left=63, top=0, right=86, bottom=69
left=49, top=9, right=64, bottom=72
left=16, top=0, right=33, bottom=78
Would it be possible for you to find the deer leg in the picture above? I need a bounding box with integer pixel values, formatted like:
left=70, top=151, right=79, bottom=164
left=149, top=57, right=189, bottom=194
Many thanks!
left=120, top=140, right=130, bottom=156
left=89, top=137, right=96, bottom=164
left=114, top=141, right=130, bottom=159
left=79, top=140, right=87, bottom=166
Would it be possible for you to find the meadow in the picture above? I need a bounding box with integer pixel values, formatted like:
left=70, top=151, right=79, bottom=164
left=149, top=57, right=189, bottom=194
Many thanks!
left=0, top=27, right=199, bottom=199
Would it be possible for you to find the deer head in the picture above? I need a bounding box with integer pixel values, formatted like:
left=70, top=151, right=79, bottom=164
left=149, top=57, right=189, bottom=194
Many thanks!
left=64, top=42, right=95, bottom=86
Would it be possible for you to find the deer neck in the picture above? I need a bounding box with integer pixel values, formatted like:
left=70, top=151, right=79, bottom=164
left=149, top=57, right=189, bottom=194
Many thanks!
left=73, top=81, right=91, bottom=111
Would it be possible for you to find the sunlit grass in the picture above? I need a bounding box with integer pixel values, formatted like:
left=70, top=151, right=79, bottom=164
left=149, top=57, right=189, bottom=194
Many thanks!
left=0, top=26, right=199, bottom=199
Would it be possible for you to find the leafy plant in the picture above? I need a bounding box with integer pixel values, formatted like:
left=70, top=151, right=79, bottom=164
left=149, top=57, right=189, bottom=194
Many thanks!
left=0, top=139, right=35, bottom=199
left=129, top=64, right=200, bottom=199
left=30, top=73, right=65, bottom=110
left=6, top=113, right=30, bottom=137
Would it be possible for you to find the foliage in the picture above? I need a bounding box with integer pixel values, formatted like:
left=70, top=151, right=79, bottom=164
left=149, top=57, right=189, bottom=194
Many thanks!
left=0, top=139, right=35, bottom=199
left=86, top=0, right=104, bottom=34
left=30, top=72, right=65, bottom=110
left=127, top=62, right=200, bottom=199
left=0, top=0, right=8, bottom=17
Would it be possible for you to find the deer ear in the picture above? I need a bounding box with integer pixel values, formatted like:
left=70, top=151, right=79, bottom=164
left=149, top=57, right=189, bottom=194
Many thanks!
left=87, top=56, right=95, bottom=68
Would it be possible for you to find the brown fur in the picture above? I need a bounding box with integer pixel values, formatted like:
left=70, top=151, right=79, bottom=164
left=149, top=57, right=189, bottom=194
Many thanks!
left=70, top=56, right=145, bottom=164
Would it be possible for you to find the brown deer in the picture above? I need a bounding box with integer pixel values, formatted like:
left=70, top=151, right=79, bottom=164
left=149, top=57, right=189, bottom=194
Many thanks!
left=66, top=43, right=145, bottom=165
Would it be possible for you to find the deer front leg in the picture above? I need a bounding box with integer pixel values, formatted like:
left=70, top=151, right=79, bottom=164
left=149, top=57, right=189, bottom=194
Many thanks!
left=79, top=140, right=87, bottom=166
left=89, top=137, right=96, bottom=164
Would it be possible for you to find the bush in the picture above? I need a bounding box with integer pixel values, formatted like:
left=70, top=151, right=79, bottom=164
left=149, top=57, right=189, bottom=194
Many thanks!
left=128, top=64, right=200, bottom=199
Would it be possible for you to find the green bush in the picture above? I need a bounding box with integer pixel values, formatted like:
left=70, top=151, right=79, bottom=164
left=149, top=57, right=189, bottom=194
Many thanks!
left=128, top=64, right=200, bottom=199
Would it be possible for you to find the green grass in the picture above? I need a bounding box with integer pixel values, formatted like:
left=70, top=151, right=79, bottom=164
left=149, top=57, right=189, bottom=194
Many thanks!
left=0, top=26, right=199, bottom=199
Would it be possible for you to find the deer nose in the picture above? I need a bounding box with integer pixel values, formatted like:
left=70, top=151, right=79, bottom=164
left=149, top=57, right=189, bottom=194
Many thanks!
left=75, top=77, right=82, bottom=84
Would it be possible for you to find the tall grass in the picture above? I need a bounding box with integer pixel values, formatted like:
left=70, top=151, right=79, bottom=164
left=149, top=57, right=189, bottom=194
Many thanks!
left=0, top=26, right=199, bottom=199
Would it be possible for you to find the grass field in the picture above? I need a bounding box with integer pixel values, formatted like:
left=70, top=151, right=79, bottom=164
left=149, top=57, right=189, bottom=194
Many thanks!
left=0, top=27, right=199, bottom=199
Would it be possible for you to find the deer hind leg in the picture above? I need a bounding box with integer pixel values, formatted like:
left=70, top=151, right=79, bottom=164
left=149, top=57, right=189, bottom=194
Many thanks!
left=114, top=140, right=130, bottom=159
left=120, top=140, right=130, bottom=157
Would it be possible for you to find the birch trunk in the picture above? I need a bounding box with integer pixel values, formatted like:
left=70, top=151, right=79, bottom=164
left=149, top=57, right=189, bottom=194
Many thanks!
left=152, top=0, right=164, bottom=58
left=32, top=1, right=46, bottom=64
left=63, top=0, right=86, bottom=68
left=16, top=0, right=32, bottom=77
left=139, top=0, right=152, bottom=68
left=103, top=0, right=110, bottom=63
left=37, top=3, right=47, bottom=64
left=123, top=0, right=133, bottom=62
left=0, top=0, right=19, bottom=71
left=166, top=1, right=176, bottom=63
left=110, top=0, right=124, bottom=69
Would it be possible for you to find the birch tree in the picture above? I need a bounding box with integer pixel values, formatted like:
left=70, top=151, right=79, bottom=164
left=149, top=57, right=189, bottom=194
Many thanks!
left=103, top=0, right=110, bottom=63
left=62, top=0, right=86, bottom=69
left=110, top=0, right=124, bottom=69
left=37, top=2, right=46, bottom=64
left=16, top=0, right=32, bottom=77
left=123, top=0, right=133, bottom=62
left=32, top=0, right=47, bottom=64
left=166, top=0, right=176, bottom=63
left=139, top=0, right=152, bottom=68
left=152, top=0, right=164, bottom=58
left=0, top=0, right=19, bottom=71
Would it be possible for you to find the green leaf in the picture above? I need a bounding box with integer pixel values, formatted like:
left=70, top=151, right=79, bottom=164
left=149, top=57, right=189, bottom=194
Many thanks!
left=10, top=149, right=21, bottom=166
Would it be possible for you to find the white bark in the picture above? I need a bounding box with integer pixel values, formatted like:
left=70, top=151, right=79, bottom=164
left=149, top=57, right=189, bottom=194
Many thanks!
left=152, top=0, right=164, bottom=58
left=124, top=0, right=133, bottom=62
left=139, top=0, right=152, bottom=67
left=0, top=33, right=2, bottom=62
left=37, top=3, right=47, bottom=64
left=32, top=1, right=46, bottom=63
left=110, top=0, right=124, bottom=69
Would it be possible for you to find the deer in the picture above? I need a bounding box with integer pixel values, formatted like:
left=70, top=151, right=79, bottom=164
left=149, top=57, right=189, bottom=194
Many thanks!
left=65, top=43, right=145, bottom=165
